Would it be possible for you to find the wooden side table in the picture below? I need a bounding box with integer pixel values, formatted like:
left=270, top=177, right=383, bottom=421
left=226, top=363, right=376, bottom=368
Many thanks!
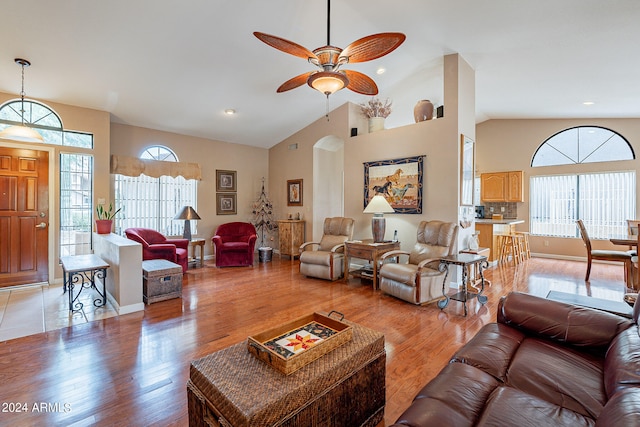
left=189, top=238, right=206, bottom=267
left=344, top=240, right=400, bottom=290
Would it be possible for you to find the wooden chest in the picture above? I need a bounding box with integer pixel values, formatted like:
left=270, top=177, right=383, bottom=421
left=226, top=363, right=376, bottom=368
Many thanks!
left=187, top=321, right=385, bottom=427
left=142, top=259, right=182, bottom=304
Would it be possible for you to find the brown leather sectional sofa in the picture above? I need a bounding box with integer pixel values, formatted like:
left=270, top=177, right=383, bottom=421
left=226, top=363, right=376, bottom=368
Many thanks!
left=391, top=292, right=640, bottom=426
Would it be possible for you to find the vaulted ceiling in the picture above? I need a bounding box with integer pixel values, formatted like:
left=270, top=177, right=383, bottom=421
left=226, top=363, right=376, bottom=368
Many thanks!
left=1, top=1, right=638, bottom=149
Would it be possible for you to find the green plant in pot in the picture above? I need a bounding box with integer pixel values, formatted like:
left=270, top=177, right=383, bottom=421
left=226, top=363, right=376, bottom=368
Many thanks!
left=95, top=203, right=121, bottom=234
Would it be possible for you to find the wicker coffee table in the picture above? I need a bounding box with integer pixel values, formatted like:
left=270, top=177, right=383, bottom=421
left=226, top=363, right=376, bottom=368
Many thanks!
left=187, top=320, right=385, bottom=427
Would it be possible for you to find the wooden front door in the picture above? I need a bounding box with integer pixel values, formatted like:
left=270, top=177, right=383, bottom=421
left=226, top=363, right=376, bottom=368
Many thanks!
left=0, top=147, right=49, bottom=288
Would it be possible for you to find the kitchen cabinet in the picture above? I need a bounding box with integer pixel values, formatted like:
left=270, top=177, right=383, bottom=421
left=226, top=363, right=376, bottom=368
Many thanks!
left=480, top=171, right=523, bottom=202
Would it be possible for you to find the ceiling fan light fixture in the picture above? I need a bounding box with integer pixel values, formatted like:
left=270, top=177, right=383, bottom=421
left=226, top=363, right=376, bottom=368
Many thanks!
left=308, top=71, right=349, bottom=95
left=0, top=58, right=44, bottom=143
left=0, top=124, right=45, bottom=143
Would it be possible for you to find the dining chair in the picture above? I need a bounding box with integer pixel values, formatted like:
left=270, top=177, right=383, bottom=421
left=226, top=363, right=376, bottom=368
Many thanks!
left=626, top=219, right=640, bottom=255
left=576, top=219, right=632, bottom=284
left=631, top=232, right=640, bottom=292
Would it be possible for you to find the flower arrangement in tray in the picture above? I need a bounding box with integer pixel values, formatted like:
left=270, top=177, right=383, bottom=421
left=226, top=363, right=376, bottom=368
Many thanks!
left=359, top=97, right=393, bottom=118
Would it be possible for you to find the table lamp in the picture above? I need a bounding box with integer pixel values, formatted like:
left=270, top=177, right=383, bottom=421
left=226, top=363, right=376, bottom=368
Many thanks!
left=363, top=195, right=395, bottom=242
left=174, top=206, right=201, bottom=241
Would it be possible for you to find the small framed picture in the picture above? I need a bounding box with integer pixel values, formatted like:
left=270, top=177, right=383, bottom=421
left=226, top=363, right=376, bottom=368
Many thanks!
left=287, top=179, right=303, bottom=206
left=216, top=170, right=237, bottom=192
left=216, top=193, right=237, bottom=215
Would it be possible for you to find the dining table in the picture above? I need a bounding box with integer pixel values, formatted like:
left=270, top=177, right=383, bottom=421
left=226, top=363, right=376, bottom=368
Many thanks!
left=609, top=234, right=639, bottom=291
left=609, top=234, right=640, bottom=247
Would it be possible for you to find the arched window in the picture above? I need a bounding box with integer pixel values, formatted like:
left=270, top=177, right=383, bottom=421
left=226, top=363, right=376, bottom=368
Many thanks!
left=0, top=99, right=92, bottom=147
left=531, top=126, right=634, bottom=167
left=140, top=145, right=178, bottom=162
left=115, top=145, right=198, bottom=236
left=529, top=126, right=635, bottom=239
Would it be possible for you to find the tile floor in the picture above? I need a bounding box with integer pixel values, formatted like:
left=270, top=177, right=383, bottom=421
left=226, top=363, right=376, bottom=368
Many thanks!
left=0, top=282, right=118, bottom=341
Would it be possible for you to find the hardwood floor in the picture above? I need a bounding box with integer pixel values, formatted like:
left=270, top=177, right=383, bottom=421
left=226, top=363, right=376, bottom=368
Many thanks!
left=0, top=256, right=627, bottom=426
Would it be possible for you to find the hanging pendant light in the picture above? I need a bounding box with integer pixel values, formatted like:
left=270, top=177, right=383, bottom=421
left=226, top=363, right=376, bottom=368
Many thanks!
left=0, top=58, right=44, bottom=143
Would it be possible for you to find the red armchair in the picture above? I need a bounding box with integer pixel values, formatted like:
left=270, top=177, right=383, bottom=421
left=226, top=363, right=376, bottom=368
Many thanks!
left=124, top=228, right=189, bottom=272
left=212, top=222, right=257, bottom=267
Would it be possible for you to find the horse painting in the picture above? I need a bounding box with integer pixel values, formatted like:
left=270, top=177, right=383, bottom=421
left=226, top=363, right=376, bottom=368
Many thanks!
left=372, top=181, right=393, bottom=197
left=390, top=183, right=414, bottom=203
left=385, top=168, right=403, bottom=185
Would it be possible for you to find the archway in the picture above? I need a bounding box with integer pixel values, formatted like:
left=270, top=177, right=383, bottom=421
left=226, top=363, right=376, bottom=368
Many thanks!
left=312, top=135, right=345, bottom=241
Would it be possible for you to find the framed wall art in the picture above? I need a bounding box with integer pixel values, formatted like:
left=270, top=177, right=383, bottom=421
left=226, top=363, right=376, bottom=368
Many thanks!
left=460, top=135, right=475, bottom=206
left=216, top=193, right=237, bottom=215
left=216, top=170, right=237, bottom=192
left=287, top=179, right=303, bottom=206
left=364, top=155, right=425, bottom=214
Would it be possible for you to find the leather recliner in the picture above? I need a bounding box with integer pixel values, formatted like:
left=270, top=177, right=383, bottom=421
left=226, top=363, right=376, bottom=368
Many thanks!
left=299, top=217, right=354, bottom=281
left=379, top=220, right=458, bottom=304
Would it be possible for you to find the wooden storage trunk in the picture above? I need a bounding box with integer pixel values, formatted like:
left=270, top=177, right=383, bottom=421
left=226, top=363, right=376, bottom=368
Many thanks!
left=247, top=312, right=352, bottom=375
left=187, top=321, right=385, bottom=427
left=142, top=259, right=182, bottom=304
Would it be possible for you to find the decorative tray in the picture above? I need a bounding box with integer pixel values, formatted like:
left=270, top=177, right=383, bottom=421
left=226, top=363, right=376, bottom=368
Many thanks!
left=247, top=311, right=352, bottom=375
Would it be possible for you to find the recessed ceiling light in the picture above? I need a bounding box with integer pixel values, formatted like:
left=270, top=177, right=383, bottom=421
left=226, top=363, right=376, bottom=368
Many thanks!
left=583, top=101, right=595, bottom=106
left=376, top=67, right=386, bottom=75
left=224, top=108, right=236, bottom=115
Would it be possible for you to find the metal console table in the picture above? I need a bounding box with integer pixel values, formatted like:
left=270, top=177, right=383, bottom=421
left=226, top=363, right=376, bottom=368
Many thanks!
left=437, top=253, right=489, bottom=316
left=60, top=254, right=109, bottom=314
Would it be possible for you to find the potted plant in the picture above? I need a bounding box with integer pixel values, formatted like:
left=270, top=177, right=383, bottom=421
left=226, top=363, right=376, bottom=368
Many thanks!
left=359, top=97, right=392, bottom=132
left=95, top=203, right=121, bottom=234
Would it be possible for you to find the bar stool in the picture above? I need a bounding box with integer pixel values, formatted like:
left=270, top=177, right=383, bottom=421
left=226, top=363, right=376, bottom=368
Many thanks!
left=498, top=233, right=524, bottom=266
left=515, top=231, right=531, bottom=260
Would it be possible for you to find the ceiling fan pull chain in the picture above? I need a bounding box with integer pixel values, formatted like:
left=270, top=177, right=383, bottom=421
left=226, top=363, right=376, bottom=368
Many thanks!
left=325, top=95, right=330, bottom=121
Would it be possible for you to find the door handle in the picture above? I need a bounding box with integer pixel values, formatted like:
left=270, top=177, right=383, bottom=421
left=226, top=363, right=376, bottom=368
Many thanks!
left=35, top=222, right=47, bottom=229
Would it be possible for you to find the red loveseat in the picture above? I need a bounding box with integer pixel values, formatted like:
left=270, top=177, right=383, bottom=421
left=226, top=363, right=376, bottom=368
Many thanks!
left=212, top=222, right=257, bottom=267
left=391, top=292, right=640, bottom=426
left=124, top=227, right=189, bottom=272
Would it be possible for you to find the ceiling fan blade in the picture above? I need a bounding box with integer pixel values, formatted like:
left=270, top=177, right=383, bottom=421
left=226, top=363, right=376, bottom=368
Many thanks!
left=339, top=32, right=406, bottom=64
left=277, top=72, right=315, bottom=93
left=254, top=32, right=319, bottom=62
left=343, top=70, right=378, bottom=95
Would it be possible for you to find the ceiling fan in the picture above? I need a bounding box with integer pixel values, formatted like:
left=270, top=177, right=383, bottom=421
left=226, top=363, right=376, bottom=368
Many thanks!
left=254, top=0, right=405, bottom=97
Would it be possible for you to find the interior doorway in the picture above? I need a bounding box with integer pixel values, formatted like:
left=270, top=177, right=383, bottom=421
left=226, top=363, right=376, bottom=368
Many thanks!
left=312, top=136, right=345, bottom=241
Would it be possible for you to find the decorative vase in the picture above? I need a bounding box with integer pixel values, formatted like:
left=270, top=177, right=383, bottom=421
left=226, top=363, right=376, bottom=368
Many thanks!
left=368, top=117, right=385, bottom=133
left=469, top=231, right=480, bottom=250
left=95, top=219, right=113, bottom=234
left=414, top=100, right=434, bottom=122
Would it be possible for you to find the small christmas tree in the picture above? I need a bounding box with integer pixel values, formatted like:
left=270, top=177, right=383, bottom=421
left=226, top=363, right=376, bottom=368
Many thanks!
left=251, top=177, right=278, bottom=248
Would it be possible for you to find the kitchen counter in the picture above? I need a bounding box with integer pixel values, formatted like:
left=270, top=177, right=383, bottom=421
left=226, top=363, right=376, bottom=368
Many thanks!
left=476, top=219, right=524, bottom=225
left=475, top=220, right=525, bottom=262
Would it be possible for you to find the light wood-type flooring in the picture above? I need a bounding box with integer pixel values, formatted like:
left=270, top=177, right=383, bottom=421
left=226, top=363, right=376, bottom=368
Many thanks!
left=0, top=256, right=628, bottom=426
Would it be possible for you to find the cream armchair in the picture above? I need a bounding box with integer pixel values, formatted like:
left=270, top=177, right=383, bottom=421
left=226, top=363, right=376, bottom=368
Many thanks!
left=299, top=217, right=355, bottom=281
left=379, top=220, right=459, bottom=304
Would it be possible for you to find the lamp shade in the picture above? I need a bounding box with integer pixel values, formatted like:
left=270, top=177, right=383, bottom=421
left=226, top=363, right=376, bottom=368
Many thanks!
left=364, top=195, right=394, bottom=243
left=174, top=206, right=201, bottom=220
left=363, top=195, right=394, bottom=214
left=175, top=206, right=200, bottom=241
